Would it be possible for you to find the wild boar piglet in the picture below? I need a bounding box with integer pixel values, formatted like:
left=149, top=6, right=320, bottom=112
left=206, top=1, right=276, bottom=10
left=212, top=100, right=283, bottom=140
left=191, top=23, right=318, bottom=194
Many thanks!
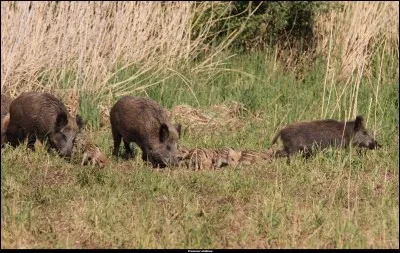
left=214, top=147, right=242, bottom=168
left=182, top=147, right=242, bottom=170
left=76, top=136, right=108, bottom=168
left=184, top=148, right=217, bottom=170
left=239, top=149, right=273, bottom=166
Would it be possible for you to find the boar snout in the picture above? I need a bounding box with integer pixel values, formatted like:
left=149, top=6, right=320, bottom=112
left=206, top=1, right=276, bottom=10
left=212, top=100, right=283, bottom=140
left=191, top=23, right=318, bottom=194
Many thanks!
left=60, top=150, right=72, bottom=159
left=54, top=140, right=74, bottom=159
left=369, top=140, right=380, bottom=150
left=147, top=154, right=179, bottom=168
left=50, top=112, right=82, bottom=159
left=356, top=139, right=380, bottom=150
left=166, top=156, right=179, bottom=167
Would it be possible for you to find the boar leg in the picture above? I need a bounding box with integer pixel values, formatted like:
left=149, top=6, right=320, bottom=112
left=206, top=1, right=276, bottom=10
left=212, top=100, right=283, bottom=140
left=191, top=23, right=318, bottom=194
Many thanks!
left=26, top=135, right=36, bottom=152
left=299, top=147, right=312, bottom=159
left=112, top=128, right=122, bottom=157
left=273, top=147, right=293, bottom=164
left=274, top=149, right=288, bottom=158
left=184, top=160, right=191, bottom=170
left=8, top=126, right=24, bottom=148
left=81, top=153, right=88, bottom=166
left=141, top=152, right=147, bottom=162
left=303, top=150, right=312, bottom=159
left=123, top=140, right=134, bottom=159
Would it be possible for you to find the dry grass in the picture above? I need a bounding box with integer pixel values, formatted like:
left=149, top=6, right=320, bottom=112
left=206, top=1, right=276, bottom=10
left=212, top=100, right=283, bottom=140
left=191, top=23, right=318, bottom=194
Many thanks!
left=168, top=102, right=249, bottom=135
left=314, top=1, right=399, bottom=83
left=312, top=1, right=399, bottom=121
left=0, top=1, right=246, bottom=107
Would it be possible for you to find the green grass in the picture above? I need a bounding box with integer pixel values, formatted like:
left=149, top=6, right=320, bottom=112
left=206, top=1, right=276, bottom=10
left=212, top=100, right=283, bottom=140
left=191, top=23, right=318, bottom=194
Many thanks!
left=1, top=52, right=399, bottom=249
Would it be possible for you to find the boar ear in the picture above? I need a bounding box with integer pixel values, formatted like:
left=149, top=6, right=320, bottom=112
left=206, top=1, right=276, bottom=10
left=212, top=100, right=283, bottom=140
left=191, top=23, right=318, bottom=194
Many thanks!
left=55, top=111, right=68, bottom=131
left=175, top=123, right=182, bottom=139
left=159, top=124, right=170, bottom=142
left=2, top=114, right=10, bottom=133
left=354, top=115, right=364, bottom=131
left=76, top=115, right=83, bottom=129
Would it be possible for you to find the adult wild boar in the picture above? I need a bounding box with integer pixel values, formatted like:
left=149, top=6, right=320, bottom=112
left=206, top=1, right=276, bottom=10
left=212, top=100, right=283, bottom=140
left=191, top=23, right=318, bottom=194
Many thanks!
left=110, top=96, right=181, bottom=168
left=272, top=115, right=380, bottom=158
left=5, top=92, right=83, bottom=158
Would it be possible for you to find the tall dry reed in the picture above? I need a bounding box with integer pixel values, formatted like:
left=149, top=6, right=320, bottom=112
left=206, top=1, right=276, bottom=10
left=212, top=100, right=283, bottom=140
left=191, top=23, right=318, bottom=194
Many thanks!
left=313, top=1, right=398, bottom=121
left=1, top=1, right=245, bottom=111
left=315, top=1, right=398, bottom=82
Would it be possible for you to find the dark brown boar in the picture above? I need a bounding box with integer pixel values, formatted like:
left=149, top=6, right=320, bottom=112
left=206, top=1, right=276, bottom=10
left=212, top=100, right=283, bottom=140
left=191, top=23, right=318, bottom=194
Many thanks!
left=271, top=116, right=380, bottom=158
left=110, top=96, right=181, bottom=168
left=5, top=91, right=83, bottom=158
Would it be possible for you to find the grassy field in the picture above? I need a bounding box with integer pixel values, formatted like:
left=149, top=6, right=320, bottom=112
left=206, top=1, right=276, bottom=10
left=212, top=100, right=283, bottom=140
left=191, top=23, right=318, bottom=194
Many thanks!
left=1, top=51, right=398, bottom=248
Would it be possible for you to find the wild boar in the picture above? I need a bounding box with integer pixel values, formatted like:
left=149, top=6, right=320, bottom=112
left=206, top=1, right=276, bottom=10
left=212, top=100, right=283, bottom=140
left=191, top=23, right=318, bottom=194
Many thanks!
left=238, top=149, right=274, bottom=166
left=5, top=91, right=83, bottom=158
left=182, top=147, right=242, bottom=170
left=1, top=94, right=12, bottom=148
left=271, top=115, right=380, bottom=158
left=184, top=148, right=217, bottom=170
left=214, top=147, right=242, bottom=168
left=81, top=142, right=108, bottom=168
left=110, top=96, right=181, bottom=168
left=177, top=145, right=191, bottom=165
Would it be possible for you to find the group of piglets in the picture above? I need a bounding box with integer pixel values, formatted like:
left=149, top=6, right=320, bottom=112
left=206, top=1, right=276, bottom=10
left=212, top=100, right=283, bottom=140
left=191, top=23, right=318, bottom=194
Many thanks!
left=1, top=91, right=380, bottom=169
